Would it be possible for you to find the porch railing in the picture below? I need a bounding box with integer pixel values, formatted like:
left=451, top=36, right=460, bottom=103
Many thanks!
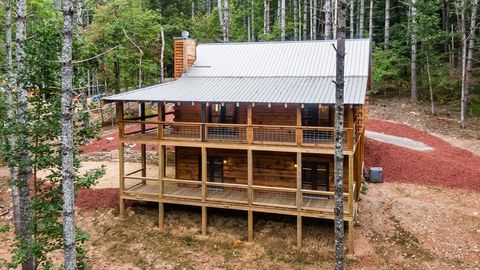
left=119, top=120, right=354, bottom=149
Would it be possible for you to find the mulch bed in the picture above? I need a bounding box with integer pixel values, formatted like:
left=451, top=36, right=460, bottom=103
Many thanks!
left=365, top=119, right=480, bottom=192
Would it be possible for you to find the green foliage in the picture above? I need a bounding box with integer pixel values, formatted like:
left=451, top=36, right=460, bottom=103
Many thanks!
left=371, top=44, right=408, bottom=94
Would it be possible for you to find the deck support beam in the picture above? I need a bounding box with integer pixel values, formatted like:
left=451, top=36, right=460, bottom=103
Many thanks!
left=201, top=146, right=207, bottom=236
left=140, top=102, right=147, bottom=182
left=348, top=220, right=354, bottom=254
left=117, top=102, right=126, bottom=219
left=201, top=103, right=207, bottom=142
left=202, top=205, right=207, bottom=236
left=296, top=151, right=302, bottom=248
left=297, top=215, right=302, bottom=248
left=248, top=210, right=253, bottom=242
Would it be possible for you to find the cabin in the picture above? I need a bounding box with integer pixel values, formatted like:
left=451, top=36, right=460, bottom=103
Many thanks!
left=103, top=34, right=370, bottom=251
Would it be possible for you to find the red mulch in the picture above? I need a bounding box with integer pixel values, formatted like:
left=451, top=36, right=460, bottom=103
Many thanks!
left=76, top=188, right=136, bottom=210
left=365, top=119, right=480, bottom=192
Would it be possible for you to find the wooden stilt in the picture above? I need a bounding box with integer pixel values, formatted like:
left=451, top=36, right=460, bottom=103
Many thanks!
left=119, top=197, right=125, bottom=219
left=202, top=205, right=207, bottom=236
left=248, top=210, right=253, bottom=241
left=348, top=220, right=354, bottom=255
left=159, top=202, right=164, bottom=230
left=297, top=215, right=302, bottom=248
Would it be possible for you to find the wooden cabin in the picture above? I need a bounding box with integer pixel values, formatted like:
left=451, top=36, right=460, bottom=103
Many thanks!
left=103, top=34, right=370, bottom=250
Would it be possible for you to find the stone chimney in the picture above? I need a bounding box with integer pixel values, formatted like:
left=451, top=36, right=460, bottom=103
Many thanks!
left=174, top=31, right=196, bottom=80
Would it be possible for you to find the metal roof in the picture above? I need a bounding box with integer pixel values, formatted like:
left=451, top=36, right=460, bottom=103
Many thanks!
left=104, top=39, right=371, bottom=105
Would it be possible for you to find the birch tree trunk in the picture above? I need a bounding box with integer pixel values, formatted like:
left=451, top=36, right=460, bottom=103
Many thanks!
left=324, top=0, right=332, bottom=39
left=303, top=0, right=308, bottom=39
left=410, top=0, right=418, bottom=102
left=310, top=0, right=313, bottom=38
left=251, top=0, right=255, bottom=41
left=359, top=0, right=364, bottom=38
left=368, top=0, right=373, bottom=40
left=462, top=0, right=478, bottom=128
left=459, top=0, right=467, bottom=127
left=217, top=0, right=226, bottom=41
left=426, top=48, right=435, bottom=115
left=277, top=0, right=281, bottom=23
left=223, top=0, right=230, bottom=41
left=312, top=0, right=317, bottom=40
left=74, top=0, right=83, bottom=28
left=384, top=0, right=390, bottom=49
left=350, top=0, right=354, bottom=38
left=61, top=0, right=76, bottom=268
left=281, top=0, right=286, bottom=40
left=334, top=0, right=347, bottom=268
left=5, top=0, right=21, bottom=235
left=15, top=0, right=35, bottom=267
left=294, top=0, right=299, bottom=40
left=160, top=27, right=165, bottom=83
left=264, top=0, right=270, bottom=35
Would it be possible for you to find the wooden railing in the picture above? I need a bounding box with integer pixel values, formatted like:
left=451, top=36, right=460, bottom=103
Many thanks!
left=119, top=120, right=355, bottom=149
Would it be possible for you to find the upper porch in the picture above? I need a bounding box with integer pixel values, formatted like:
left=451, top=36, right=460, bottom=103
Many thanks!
left=115, top=102, right=366, bottom=155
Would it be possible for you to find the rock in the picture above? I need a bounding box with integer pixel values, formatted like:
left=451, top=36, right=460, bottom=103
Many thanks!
left=105, top=137, right=114, bottom=142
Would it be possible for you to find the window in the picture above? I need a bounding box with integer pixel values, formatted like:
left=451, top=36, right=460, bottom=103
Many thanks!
left=302, top=162, right=329, bottom=191
left=198, top=156, right=224, bottom=183
left=302, top=105, right=333, bottom=127
left=208, top=103, right=239, bottom=124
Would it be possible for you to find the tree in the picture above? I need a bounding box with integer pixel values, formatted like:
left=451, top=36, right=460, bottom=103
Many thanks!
left=462, top=0, right=478, bottom=128
left=4, top=0, right=21, bottom=236
left=264, top=0, right=270, bottom=35
left=61, top=0, right=77, bottom=267
left=334, top=0, right=347, bottom=268
left=281, top=0, right=285, bottom=40
left=359, top=0, right=364, bottom=37
left=350, top=0, right=355, bottom=38
left=312, top=0, right=317, bottom=39
left=368, top=0, right=373, bottom=40
left=294, top=0, right=299, bottom=39
left=15, top=0, right=35, bottom=267
left=410, top=0, right=418, bottom=102
left=324, top=0, right=332, bottom=39
left=303, top=0, right=308, bottom=39
left=384, top=0, right=390, bottom=49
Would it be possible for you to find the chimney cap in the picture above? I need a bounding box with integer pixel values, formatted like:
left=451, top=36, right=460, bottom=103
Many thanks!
left=181, top=31, right=189, bottom=38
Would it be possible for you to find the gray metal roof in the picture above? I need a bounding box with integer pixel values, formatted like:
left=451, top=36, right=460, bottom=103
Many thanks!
left=104, top=39, right=371, bottom=105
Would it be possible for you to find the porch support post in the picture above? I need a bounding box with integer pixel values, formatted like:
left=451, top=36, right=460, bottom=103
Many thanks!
left=247, top=148, right=253, bottom=241
left=348, top=154, right=354, bottom=254
left=158, top=102, right=165, bottom=139
left=140, top=102, right=147, bottom=180
left=296, top=151, right=302, bottom=248
left=201, top=103, right=207, bottom=142
left=116, top=102, right=125, bottom=219
left=201, top=146, right=207, bottom=235
left=158, top=144, right=165, bottom=229
left=247, top=104, right=253, bottom=144
left=348, top=220, right=354, bottom=255
left=296, top=106, right=302, bottom=146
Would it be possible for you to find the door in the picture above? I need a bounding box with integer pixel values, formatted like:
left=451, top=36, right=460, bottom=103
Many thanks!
left=198, top=156, right=224, bottom=183
left=302, top=162, right=329, bottom=191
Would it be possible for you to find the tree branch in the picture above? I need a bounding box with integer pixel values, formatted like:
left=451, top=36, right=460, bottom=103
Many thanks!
left=73, top=46, right=118, bottom=64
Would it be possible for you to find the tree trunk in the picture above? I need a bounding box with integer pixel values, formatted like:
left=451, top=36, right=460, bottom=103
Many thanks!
left=368, top=0, right=373, bottom=40
left=410, top=0, right=417, bottom=102
left=5, top=0, right=21, bottom=236
left=217, top=0, right=227, bottom=41
left=160, top=28, right=165, bottom=83
left=277, top=0, right=281, bottom=23
left=251, top=0, right=255, bottom=41
left=324, top=0, right=332, bottom=39
left=359, top=0, right=364, bottom=38
left=15, top=0, right=35, bottom=267
left=294, top=0, right=299, bottom=40
left=74, top=0, right=83, bottom=28
left=223, top=0, right=230, bottom=41
left=61, top=0, right=76, bottom=268
left=264, top=0, right=270, bottom=34
left=426, top=48, right=435, bottom=115
left=281, top=0, right=286, bottom=40
left=463, top=0, right=478, bottom=128
left=334, top=0, right=347, bottom=268
left=349, top=0, right=354, bottom=38
left=384, top=0, right=390, bottom=49
left=303, top=0, right=308, bottom=39
left=310, top=0, right=313, bottom=38
left=312, top=0, right=317, bottom=40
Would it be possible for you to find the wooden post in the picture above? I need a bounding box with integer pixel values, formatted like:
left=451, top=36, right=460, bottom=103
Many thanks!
left=348, top=155, right=354, bottom=216
left=296, top=152, right=302, bottom=211
left=201, top=146, right=207, bottom=235
left=348, top=220, right=354, bottom=254
left=247, top=149, right=253, bottom=241
left=247, top=104, right=253, bottom=144
left=140, top=102, right=147, bottom=180
left=296, top=151, right=302, bottom=248
left=297, top=215, right=302, bottom=248
left=158, top=102, right=165, bottom=139
left=158, top=144, right=165, bottom=229
left=117, top=102, right=126, bottom=219
left=201, top=103, right=207, bottom=142
left=248, top=210, right=253, bottom=242
left=296, top=106, right=302, bottom=146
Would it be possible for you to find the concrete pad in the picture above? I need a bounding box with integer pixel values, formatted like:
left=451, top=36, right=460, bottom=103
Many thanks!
left=365, top=131, right=434, bottom=151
